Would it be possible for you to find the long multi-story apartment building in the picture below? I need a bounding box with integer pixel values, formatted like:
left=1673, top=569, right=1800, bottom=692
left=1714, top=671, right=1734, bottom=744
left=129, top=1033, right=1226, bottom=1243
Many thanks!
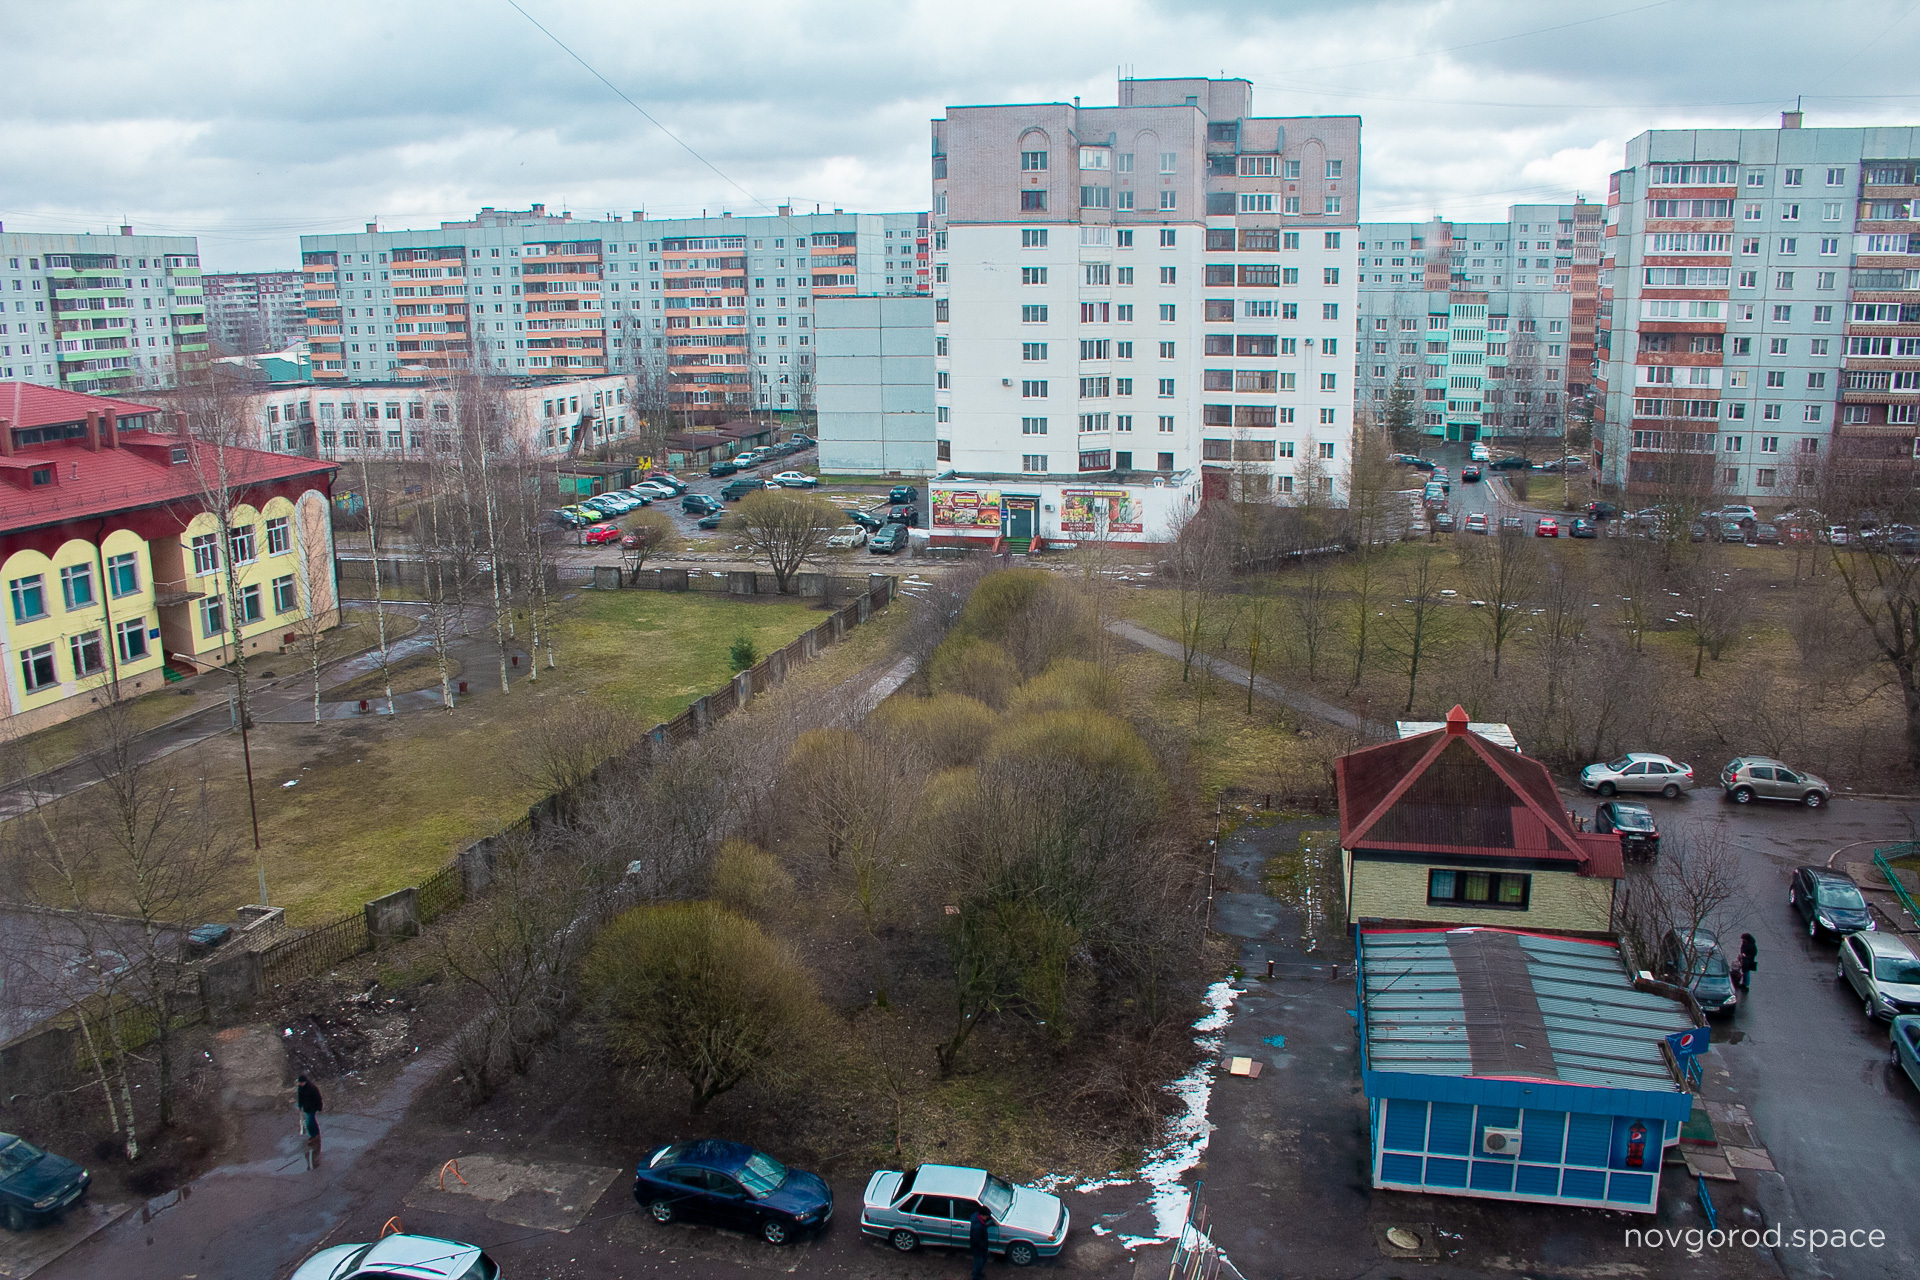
left=205, top=270, right=307, bottom=354
left=1596, top=115, right=1920, bottom=499
left=929, top=76, right=1359, bottom=534
left=1, top=226, right=208, bottom=395
left=298, top=204, right=928, bottom=419
left=1354, top=201, right=1601, bottom=443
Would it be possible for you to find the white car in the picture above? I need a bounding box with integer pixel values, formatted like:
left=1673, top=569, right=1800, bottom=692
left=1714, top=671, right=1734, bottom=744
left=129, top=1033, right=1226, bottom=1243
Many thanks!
left=827, top=524, right=869, bottom=549
left=291, top=1234, right=498, bottom=1280
left=633, top=480, right=677, bottom=499
left=860, top=1164, right=1068, bottom=1265
left=771, top=471, right=819, bottom=488
left=1469, top=443, right=1490, bottom=462
left=1579, top=752, right=1696, bottom=798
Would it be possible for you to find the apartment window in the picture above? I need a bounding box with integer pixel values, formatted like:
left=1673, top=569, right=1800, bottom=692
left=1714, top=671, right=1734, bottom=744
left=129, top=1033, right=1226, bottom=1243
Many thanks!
left=115, top=618, right=148, bottom=663
left=1159, top=190, right=1177, bottom=211
left=1282, top=197, right=1300, bottom=214
left=1021, top=150, right=1048, bottom=171
left=1769, top=338, right=1789, bottom=355
left=237, top=583, right=263, bottom=624
left=1117, top=340, right=1134, bottom=357
left=1776, top=271, right=1795, bottom=289
left=937, top=371, right=950, bottom=389
left=1740, top=238, right=1760, bottom=255
left=1022, top=229, right=1048, bottom=248
left=1157, top=378, right=1175, bottom=397
left=59, top=564, right=94, bottom=610
left=1021, top=267, right=1048, bottom=285
left=1322, top=303, right=1339, bottom=320
left=189, top=533, right=220, bottom=575
left=1763, top=405, right=1782, bottom=420
left=1240, top=194, right=1274, bottom=213
left=1783, top=168, right=1802, bottom=187
left=1820, top=237, right=1840, bottom=255
left=1159, top=152, right=1177, bottom=174
left=1080, top=186, right=1110, bottom=209
left=228, top=524, right=257, bottom=564
left=1159, top=341, right=1176, bottom=358
left=1021, top=454, right=1048, bottom=473
left=1159, top=304, right=1177, bottom=321
left=1810, top=337, right=1830, bottom=355
left=1021, top=417, right=1049, bottom=435
left=1757, top=467, right=1778, bottom=488
left=1807, top=371, right=1826, bottom=389
left=1804, top=404, right=1824, bottom=422
left=10, top=574, right=47, bottom=623
left=1115, top=378, right=1132, bottom=395
left=1021, top=304, right=1048, bottom=323
left=106, top=552, right=139, bottom=597
left=1816, top=271, right=1836, bottom=290
left=1020, top=190, right=1046, bottom=211
left=1021, top=380, right=1048, bottom=398
left=1324, top=197, right=1342, bottom=214
left=1116, top=230, right=1133, bottom=247
left=1766, top=370, right=1786, bottom=388
left=69, top=630, right=105, bottom=678
left=1116, top=304, right=1134, bottom=320
left=1079, top=376, right=1110, bottom=398
left=1781, top=204, right=1799, bottom=221
left=1116, top=267, right=1134, bottom=284
left=1116, top=415, right=1133, bottom=432
left=1813, top=305, right=1833, bottom=323
left=199, top=594, right=225, bottom=638
left=1158, top=415, right=1174, bottom=433
left=1159, top=266, right=1177, bottom=285
left=1022, top=342, right=1048, bottom=361
left=1428, top=868, right=1530, bottom=909
left=265, top=516, right=291, bottom=556
left=1827, top=167, right=1846, bottom=186
left=1743, top=203, right=1763, bottom=220
left=1823, top=202, right=1843, bottom=221
left=19, top=643, right=55, bottom=693
left=273, top=574, right=298, bottom=613
left=1746, top=170, right=1766, bottom=187
left=1772, top=305, right=1792, bottom=322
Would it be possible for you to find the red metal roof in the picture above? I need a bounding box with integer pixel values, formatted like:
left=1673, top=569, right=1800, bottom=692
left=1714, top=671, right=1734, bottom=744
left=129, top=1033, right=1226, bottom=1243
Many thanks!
left=1335, top=705, right=1620, bottom=878
left=0, top=433, right=335, bottom=536
left=1, top=382, right=164, bottom=430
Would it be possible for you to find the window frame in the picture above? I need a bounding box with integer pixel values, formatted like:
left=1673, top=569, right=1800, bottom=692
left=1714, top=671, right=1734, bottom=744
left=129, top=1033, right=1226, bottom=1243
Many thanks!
left=1426, top=867, right=1532, bottom=910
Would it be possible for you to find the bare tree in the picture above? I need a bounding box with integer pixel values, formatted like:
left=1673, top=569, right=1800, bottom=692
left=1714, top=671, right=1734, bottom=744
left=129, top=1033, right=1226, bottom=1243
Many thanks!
left=1531, top=558, right=1593, bottom=730
left=733, top=490, right=842, bottom=594
left=1673, top=551, right=1751, bottom=677
left=1379, top=544, right=1453, bottom=714
left=1618, top=820, right=1746, bottom=988
left=1288, top=558, right=1337, bottom=684
left=1165, top=501, right=1232, bottom=681
left=1823, top=473, right=1920, bottom=763
left=620, top=508, right=684, bottom=583
left=1461, top=528, right=1539, bottom=676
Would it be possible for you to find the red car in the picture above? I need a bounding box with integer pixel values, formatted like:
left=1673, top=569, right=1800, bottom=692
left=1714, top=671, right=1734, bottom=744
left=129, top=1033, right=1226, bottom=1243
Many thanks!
left=1535, top=517, right=1559, bottom=538
left=583, top=523, right=623, bottom=545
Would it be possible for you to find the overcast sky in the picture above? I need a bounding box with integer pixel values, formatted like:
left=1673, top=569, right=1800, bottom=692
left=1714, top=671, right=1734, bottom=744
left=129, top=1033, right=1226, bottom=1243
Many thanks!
left=3, top=0, right=1916, bottom=271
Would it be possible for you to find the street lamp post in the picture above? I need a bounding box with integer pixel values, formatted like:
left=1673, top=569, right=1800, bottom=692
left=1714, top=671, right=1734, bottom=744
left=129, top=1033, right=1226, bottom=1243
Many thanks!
left=173, top=652, right=268, bottom=906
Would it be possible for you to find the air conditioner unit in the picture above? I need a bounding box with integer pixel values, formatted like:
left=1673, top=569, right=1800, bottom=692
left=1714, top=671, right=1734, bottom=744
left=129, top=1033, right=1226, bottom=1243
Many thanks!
left=1481, top=1126, right=1523, bottom=1156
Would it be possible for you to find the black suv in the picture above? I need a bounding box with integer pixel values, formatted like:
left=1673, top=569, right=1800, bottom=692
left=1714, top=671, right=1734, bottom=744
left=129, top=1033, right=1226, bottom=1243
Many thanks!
left=886, top=504, right=919, bottom=527
left=844, top=509, right=884, bottom=532
left=869, top=523, right=909, bottom=554
left=1789, top=866, right=1875, bottom=939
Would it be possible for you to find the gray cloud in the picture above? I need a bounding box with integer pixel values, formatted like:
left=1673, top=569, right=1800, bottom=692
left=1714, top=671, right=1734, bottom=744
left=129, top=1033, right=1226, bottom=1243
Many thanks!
left=1, top=0, right=1913, bottom=269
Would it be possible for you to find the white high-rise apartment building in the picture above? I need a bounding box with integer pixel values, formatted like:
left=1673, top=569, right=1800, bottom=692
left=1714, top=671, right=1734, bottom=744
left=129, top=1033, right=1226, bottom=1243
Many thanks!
left=1, top=226, right=208, bottom=394
left=1597, top=115, right=1920, bottom=498
left=932, top=78, right=1359, bottom=505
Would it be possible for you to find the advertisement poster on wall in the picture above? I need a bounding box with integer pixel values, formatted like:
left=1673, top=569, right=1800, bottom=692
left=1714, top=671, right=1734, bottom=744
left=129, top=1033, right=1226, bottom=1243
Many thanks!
left=1060, top=488, right=1144, bottom=534
left=931, top=488, right=1003, bottom=529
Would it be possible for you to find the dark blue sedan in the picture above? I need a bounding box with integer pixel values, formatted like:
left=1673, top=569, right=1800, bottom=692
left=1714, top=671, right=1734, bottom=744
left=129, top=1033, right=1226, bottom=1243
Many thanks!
left=634, top=1140, right=831, bottom=1245
left=0, top=1133, right=88, bottom=1230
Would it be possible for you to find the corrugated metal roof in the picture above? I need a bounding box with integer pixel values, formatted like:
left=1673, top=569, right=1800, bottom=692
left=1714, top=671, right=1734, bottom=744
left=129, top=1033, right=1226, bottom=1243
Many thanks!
left=1360, top=928, right=1693, bottom=1094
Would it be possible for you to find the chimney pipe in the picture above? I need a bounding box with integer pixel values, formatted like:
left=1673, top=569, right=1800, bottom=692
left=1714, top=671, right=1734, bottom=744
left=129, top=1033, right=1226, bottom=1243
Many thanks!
left=85, top=409, right=101, bottom=451
left=366, top=221, right=378, bottom=233
left=1781, top=110, right=1803, bottom=129
left=632, top=209, right=644, bottom=221
left=0, top=416, right=12, bottom=457
left=172, top=410, right=189, bottom=436
left=120, top=224, right=133, bottom=236
left=103, top=408, right=119, bottom=448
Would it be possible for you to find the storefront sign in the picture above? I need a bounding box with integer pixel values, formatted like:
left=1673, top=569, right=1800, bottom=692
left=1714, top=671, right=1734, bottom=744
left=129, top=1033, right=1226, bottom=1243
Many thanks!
left=1060, top=487, right=1143, bottom=534
left=931, top=488, right=1003, bottom=529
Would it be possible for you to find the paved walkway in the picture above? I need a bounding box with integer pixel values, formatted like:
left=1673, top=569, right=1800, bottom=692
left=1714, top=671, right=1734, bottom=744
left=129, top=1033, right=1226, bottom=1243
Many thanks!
left=1104, top=618, right=1391, bottom=739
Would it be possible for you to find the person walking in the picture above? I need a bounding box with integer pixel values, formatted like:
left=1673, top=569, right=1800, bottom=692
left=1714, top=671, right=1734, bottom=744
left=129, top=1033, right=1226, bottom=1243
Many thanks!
left=1737, top=934, right=1758, bottom=992
left=295, top=1074, right=324, bottom=1153
left=969, top=1204, right=992, bottom=1280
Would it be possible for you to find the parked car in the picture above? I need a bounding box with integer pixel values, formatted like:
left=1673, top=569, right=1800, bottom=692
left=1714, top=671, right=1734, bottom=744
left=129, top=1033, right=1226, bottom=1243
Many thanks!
left=683, top=493, right=724, bottom=516
left=1838, top=932, right=1920, bottom=1021
left=289, top=1234, right=497, bottom=1280
left=732, top=448, right=769, bottom=466
left=633, top=1140, right=832, bottom=1246
left=1825, top=525, right=1852, bottom=546
left=1751, top=522, right=1781, bottom=546
left=1423, top=484, right=1448, bottom=508
left=696, top=512, right=725, bottom=530
left=1464, top=512, right=1489, bottom=534
left=1461, top=464, right=1482, bottom=482
left=554, top=507, right=592, bottom=528
left=788, top=433, right=814, bottom=447
left=859, top=1163, right=1068, bottom=1266
left=1488, top=455, right=1533, bottom=471
left=1720, top=756, right=1830, bottom=807
left=579, top=497, right=622, bottom=516
left=720, top=478, right=763, bottom=501
left=1789, top=865, right=1875, bottom=939
left=1579, top=752, right=1695, bottom=798
left=1391, top=453, right=1429, bottom=469
left=827, top=524, right=870, bottom=549
left=1469, top=442, right=1491, bottom=462
left=1569, top=517, right=1597, bottom=538
left=1430, top=471, right=1451, bottom=492
left=1717, top=520, right=1746, bottom=543
left=888, top=485, right=921, bottom=505
left=1594, top=800, right=1659, bottom=858
left=1499, top=514, right=1525, bottom=533
left=1431, top=511, right=1456, bottom=532
left=583, top=523, right=623, bottom=546
left=633, top=481, right=677, bottom=500
left=643, top=474, right=688, bottom=495
left=1689, top=522, right=1708, bottom=543
left=771, top=471, right=819, bottom=488
left=708, top=459, right=741, bottom=478
left=1542, top=455, right=1588, bottom=473
left=844, top=508, right=885, bottom=532
left=1586, top=501, right=1619, bottom=519
left=1657, top=927, right=1738, bottom=1019
left=1890, top=527, right=1920, bottom=557
left=1891, top=1015, right=1920, bottom=1092
left=1534, top=517, right=1559, bottom=538
left=1708, top=504, right=1760, bottom=526
left=886, top=504, right=920, bottom=526
left=0, top=1133, right=89, bottom=1230
left=869, top=523, right=909, bottom=554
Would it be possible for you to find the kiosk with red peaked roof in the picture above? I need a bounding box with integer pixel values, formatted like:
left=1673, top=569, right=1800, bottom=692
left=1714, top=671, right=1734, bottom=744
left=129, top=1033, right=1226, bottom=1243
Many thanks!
left=1335, top=706, right=1623, bottom=935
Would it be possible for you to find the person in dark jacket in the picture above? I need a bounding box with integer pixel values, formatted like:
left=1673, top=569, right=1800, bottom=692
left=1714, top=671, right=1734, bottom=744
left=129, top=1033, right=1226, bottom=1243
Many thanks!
left=1737, top=934, right=1758, bottom=991
left=295, top=1075, right=324, bottom=1138
left=970, top=1205, right=992, bottom=1280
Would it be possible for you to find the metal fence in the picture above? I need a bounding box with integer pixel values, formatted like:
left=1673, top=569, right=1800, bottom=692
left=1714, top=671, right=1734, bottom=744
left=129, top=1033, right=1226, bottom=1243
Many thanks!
left=1874, top=843, right=1919, bottom=926
left=250, top=576, right=897, bottom=991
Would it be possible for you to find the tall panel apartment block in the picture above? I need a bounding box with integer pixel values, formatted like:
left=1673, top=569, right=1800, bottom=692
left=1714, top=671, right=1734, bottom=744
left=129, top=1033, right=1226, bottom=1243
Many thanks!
left=932, top=77, right=1359, bottom=504
left=815, top=295, right=937, bottom=475
left=1, top=228, right=207, bottom=393
left=299, top=205, right=927, bottom=418
left=1597, top=117, right=1920, bottom=499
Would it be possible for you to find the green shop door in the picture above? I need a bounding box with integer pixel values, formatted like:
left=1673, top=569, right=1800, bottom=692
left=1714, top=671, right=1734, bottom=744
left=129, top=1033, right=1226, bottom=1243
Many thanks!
left=1002, top=497, right=1036, bottom=540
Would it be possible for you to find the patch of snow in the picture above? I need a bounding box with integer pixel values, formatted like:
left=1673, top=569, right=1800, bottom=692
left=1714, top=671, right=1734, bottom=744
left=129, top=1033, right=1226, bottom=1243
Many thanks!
left=1069, top=979, right=1243, bottom=1243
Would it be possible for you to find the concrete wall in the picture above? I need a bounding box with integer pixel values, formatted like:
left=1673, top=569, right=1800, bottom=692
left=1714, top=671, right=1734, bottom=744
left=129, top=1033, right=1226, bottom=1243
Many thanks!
left=1345, top=854, right=1615, bottom=934
left=816, top=294, right=938, bottom=475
